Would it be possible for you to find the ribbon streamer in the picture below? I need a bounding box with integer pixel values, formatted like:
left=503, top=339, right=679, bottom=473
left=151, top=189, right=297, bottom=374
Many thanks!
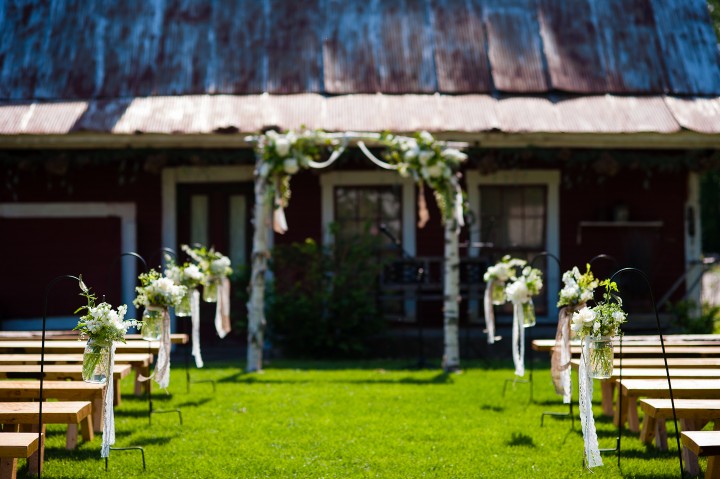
left=215, top=277, right=232, bottom=339
left=511, top=301, right=525, bottom=377
left=417, top=183, right=429, bottom=229
left=551, top=306, right=573, bottom=403
left=154, top=309, right=172, bottom=389
left=190, top=289, right=203, bottom=368
left=579, top=337, right=603, bottom=468
left=101, top=343, right=116, bottom=458
left=483, top=280, right=496, bottom=344
left=273, top=203, right=288, bottom=234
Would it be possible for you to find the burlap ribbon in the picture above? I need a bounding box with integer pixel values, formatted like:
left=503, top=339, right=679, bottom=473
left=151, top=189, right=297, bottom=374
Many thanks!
left=551, top=306, right=574, bottom=403
left=214, top=277, right=232, bottom=339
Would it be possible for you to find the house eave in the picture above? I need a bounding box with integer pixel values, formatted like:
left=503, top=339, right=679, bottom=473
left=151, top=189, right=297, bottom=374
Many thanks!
left=0, top=131, right=718, bottom=150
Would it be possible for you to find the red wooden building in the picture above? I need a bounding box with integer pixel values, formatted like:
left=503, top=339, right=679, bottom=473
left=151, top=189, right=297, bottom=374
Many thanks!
left=0, top=0, right=718, bottom=352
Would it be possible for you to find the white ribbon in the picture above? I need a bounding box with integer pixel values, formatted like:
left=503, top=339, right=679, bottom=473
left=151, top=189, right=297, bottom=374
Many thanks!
left=483, top=280, right=496, bottom=344
left=579, top=336, right=602, bottom=468
left=214, top=277, right=231, bottom=339
left=101, top=343, right=116, bottom=458
left=154, top=308, right=172, bottom=389
left=551, top=306, right=573, bottom=404
left=511, top=301, right=524, bottom=377
left=190, top=289, right=203, bottom=368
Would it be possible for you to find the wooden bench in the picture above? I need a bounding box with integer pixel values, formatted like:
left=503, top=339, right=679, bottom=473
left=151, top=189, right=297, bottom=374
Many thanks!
left=0, top=381, right=105, bottom=434
left=616, top=379, right=720, bottom=433
left=0, top=401, right=93, bottom=451
left=0, top=433, right=42, bottom=479
left=0, top=364, right=131, bottom=406
left=570, top=360, right=720, bottom=417
left=0, top=331, right=189, bottom=345
left=0, top=353, right=153, bottom=397
left=681, top=430, right=720, bottom=478
left=609, top=358, right=720, bottom=369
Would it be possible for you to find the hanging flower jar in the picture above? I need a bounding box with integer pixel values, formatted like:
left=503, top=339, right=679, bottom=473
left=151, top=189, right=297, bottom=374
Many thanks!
left=522, top=301, right=536, bottom=328
left=134, top=270, right=187, bottom=340
left=571, top=279, right=627, bottom=379
left=82, top=339, right=111, bottom=383
left=202, top=277, right=220, bottom=303
left=588, top=336, right=614, bottom=379
left=73, top=279, right=137, bottom=384
left=141, top=307, right=164, bottom=340
left=490, top=281, right=506, bottom=305
left=164, top=261, right=203, bottom=317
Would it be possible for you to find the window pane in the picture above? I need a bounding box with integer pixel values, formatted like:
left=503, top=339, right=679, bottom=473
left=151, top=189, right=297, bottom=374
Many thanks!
left=336, top=188, right=356, bottom=219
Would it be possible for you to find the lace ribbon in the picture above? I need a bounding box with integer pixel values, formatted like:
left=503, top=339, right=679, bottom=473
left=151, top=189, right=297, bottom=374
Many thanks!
left=154, top=308, right=172, bottom=389
left=483, top=279, right=496, bottom=344
left=551, top=306, right=573, bottom=403
left=417, top=183, right=429, bottom=229
left=579, top=336, right=602, bottom=468
left=215, top=277, right=232, bottom=339
left=273, top=203, right=288, bottom=234
left=101, top=343, right=116, bottom=458
left=190, top=289, right=203, bottom=368
left=511, top=301, right=525, bottom=377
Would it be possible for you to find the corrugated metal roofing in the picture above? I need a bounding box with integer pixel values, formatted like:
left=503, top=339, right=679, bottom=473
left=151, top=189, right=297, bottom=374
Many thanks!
left=4, top=94, right=718, bottom=136
left=1, top=0, right=718, bottom=100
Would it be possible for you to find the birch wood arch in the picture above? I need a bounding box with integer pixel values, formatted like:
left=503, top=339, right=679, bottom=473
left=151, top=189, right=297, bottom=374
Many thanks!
left=244, top=129, right=469, bottom=372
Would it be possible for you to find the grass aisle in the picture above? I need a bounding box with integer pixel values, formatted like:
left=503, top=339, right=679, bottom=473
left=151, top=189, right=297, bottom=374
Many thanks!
left=33, top=360, right=689, bottom=478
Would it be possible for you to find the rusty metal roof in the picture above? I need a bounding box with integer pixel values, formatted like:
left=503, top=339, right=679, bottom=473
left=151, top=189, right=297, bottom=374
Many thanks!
left=2, top=94, right=719, bottom=136
left=1, top=0, right=718, bottom=100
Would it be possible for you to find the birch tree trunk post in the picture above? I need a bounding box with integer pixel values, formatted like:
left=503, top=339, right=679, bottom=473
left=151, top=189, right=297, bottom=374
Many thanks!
left=246, top=167, right=271, bottom=372
left=442, top=217, right=461, bottom=371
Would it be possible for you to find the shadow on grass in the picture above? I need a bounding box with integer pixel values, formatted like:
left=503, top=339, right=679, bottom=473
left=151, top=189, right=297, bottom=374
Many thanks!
left=176, top=397, right=213, bottom=408
left=480, top=404, right=505, bottom=413
left=223, top=372, right=454, bottom=385
left=507, top=432, right=535, bottom=447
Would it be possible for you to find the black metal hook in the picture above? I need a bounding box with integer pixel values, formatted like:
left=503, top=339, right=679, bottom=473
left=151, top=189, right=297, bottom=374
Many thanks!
left=608, top=267, right=683, bottom=477
left=39, top=274, right=82, bottom=478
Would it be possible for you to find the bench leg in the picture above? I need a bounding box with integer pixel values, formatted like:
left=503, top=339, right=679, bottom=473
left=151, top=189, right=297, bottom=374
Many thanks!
left=707, top=456, right=720, bottom=479
left=92, top=397, right=103, bottom=434
left=113, top=378, right=121, bottom=406
left=0, top=458, right=17, bottom=479
left=655, top=420, right=668, bottom=451
left=80, top=414, right=94, bottom=443
left=66, top=424, right=78, bottom=450
left=681, top=419, right=701, bottom=477
left=601, top=381, right=614, bottom=417
left=134, top=366, right=150, bottom=396
left=627, top=397, right=640, bottom=433
left=24, top=424, right=44, bottom=477
left=640, top=413, right=656, bottom=445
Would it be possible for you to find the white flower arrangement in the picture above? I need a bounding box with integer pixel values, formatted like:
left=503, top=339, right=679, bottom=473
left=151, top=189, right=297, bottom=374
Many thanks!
left=483, top=255, right=527, bottom=284
left=381, top=130, right=467, bottom=222
left=74, top=282, right=138, bottom=345
left=557, top=264, right=599, bottom=309
left=133, top=269, right=187, bottom=309
left=181, top=244, right=233, bottom=280
left=505, top=266, right=543, bottom=304
left=571, top=280, right=627, bottom=339
left=165, top=261, right=205, bottom=289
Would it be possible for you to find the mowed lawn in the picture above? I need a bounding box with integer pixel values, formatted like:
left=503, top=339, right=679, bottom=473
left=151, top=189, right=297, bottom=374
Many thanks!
left=33, top=359, right=690, bottom=478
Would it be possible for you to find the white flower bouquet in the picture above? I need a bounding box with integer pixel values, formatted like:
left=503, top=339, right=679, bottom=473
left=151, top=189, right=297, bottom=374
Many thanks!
left=557, top=264, right=599, bottom=310
left=165, top=260, right=205, bottom=316
left=133, top=269, right=187, bottom=310
left=181, top=244, right=232, bottom=303
left=505, top=265, right=543, bottom=327
left=74, top=282, right=138, bottom=381
left=483, top=255, right=527, bottom=304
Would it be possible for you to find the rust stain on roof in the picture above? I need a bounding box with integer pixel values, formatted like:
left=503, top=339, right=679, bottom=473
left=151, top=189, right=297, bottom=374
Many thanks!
left=0, top=0, right=718, bottom=100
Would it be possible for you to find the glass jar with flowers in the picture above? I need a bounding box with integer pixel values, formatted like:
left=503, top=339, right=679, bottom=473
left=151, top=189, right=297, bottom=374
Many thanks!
left=133, top=269, right=186, bottom=340
left=164, top=260, right=204, bottom=317
left=74, top=281, right=138, bottom=383
left=571, top=280, right=627, bottom=379
left=483, top=256, right=526, bottom=305
left=181, top=245, right=233, bottom=303
left=505, top=265, right=544, bottom=328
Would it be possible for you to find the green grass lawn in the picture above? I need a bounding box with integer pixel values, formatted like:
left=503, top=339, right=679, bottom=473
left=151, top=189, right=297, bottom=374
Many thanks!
left=27, top=358, right=694, bottom=478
